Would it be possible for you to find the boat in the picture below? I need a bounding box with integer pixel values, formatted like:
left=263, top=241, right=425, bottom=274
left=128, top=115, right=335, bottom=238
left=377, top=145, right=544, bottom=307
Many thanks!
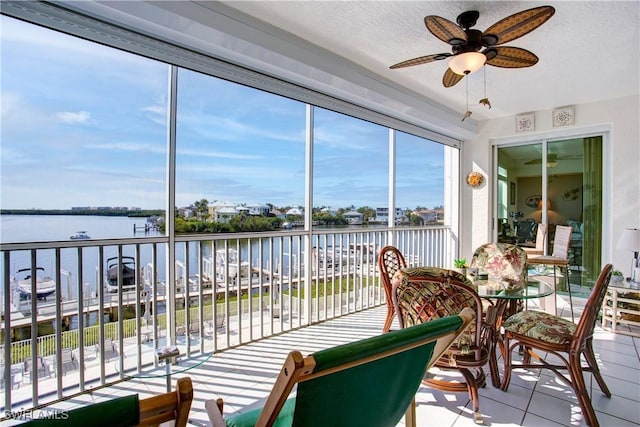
left=215, top=248, right=250, bottom=281
left=70, top=231, right=91, bottom=240
left=14, top=267, right=56, bottom=301
left=105, top=256, right=140, bottom=293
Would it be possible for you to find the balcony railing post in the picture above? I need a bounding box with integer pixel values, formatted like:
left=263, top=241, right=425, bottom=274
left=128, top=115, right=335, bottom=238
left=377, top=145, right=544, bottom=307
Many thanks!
left=0, top=225, right=452, bottom=412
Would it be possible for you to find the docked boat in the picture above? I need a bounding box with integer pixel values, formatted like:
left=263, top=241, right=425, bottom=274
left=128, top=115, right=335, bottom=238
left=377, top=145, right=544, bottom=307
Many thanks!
left=70, top=231, right=91, bottom=240
left=215, top=248, right=250, bottom=281
left=105, top=256, right=140, bottom=293
left=14, top=267, right=56, bottom=301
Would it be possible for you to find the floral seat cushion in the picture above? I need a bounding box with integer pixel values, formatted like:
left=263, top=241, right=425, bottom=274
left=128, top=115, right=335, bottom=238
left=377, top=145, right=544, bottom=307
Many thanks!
left=502, top=310, right=576, bottom=345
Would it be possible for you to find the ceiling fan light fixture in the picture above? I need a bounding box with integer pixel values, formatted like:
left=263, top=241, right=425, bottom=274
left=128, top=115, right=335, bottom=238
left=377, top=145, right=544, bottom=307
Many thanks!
left=449, top=52, right=486, bottom=75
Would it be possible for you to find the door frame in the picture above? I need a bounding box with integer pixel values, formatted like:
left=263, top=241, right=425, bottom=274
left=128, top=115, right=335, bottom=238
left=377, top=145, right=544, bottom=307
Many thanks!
left=489, top=124, right=612, bottom=270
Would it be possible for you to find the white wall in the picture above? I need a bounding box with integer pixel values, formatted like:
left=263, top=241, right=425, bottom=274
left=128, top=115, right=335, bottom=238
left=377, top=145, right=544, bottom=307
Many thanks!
left=461, top=95, right=639, bottom=278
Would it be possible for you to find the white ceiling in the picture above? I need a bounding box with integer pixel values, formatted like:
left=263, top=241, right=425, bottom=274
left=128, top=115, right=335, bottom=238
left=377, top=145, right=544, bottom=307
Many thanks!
left=216, top=0, right=639, bottom=121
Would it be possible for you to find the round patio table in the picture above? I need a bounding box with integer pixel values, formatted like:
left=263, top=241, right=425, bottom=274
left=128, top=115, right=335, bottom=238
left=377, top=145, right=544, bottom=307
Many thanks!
left=477, top=279, right=554, bottom=387
left=115, top=348, right=213, bottom=392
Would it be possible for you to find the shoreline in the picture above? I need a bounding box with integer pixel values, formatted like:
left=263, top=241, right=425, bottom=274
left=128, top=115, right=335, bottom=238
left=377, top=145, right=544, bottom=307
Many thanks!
left=1, top=209, right=161, bottom=217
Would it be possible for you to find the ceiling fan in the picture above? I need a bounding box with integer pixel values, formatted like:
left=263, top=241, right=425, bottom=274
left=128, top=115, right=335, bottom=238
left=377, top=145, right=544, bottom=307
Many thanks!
left=390, top=6, right=555, bottom=88
left=524, top=153, right=583, bottom=166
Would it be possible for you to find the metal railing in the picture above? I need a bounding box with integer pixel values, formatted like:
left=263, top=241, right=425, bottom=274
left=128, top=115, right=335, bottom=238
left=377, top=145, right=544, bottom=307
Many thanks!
left=0, top=225, right=453, bottom=411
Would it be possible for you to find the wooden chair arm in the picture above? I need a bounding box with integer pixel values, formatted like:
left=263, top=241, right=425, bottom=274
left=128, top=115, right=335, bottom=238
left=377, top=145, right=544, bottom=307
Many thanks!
left=137, top=376, right=193, bottom=427
left=205, top=398, right=226, bottom=427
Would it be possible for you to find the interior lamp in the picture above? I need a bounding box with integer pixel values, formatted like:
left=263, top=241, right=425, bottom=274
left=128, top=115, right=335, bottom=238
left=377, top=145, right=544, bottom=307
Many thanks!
left=616, top=228, right=640, bottom=282
left=536, top=200, right=552, bottom=210
left=449, top=52, right=486, bottom=75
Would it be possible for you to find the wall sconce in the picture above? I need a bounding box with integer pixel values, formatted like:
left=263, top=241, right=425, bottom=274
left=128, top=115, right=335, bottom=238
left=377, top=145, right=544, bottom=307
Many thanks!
left=617, top=228, right=640, bottom=282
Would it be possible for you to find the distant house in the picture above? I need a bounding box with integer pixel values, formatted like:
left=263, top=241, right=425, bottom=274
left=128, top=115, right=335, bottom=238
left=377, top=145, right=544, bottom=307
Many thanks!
left=270, top=208, right=285, bottom=219
left=247, top=204, right=270, bottom=216
left=414, top=209, right=435, bottom=223
left=179, top=207, right=194, bottom=218
left=320, top=207, right=336, bottom=216
left=207, top=201, right=239, bottom=223
left=286, top=206, right=303, bottom=216
left=215, top=206, right=239, bottom=223
left=413, top=208, right=444, bottom=224
left=343, top=210, right=364, bottom=225
left=375, top=207, right=405, bottom=223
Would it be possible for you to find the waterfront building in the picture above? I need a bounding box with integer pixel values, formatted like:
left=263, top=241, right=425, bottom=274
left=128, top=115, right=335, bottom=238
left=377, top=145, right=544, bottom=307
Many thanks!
left=343, top=210, right=364, bottom=225
left=375, top=207, right=405, bottom=223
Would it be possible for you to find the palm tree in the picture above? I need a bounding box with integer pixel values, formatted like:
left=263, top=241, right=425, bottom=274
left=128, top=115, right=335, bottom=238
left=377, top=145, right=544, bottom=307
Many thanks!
left=193, top=199, right=210, bottom=221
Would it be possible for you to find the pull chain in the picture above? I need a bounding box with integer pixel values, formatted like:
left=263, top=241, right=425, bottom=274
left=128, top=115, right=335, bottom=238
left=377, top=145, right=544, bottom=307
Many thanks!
left=462, top=71, right=472, bottom=121
left=479, top=65, right=491, bottom=109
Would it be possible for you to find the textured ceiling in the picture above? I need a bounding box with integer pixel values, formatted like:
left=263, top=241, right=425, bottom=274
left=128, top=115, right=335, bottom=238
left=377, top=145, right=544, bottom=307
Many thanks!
left=218, top=1, right=639, bottom=121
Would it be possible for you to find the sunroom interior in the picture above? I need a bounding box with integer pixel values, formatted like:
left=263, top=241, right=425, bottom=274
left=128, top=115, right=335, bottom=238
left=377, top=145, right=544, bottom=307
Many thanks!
left=1, top=1, right=639, bottom=426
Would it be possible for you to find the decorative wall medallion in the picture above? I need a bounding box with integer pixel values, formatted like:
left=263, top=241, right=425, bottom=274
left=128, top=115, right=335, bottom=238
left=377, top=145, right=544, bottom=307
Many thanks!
left=553, top=106, right=575, bottom=127
left=562, top=187, right=581, bottom=201
left=525, top=194, right=542, bottom=208
left=466, top=171, right=485, bottom=188
left=516, top=113, right=535, bottom=132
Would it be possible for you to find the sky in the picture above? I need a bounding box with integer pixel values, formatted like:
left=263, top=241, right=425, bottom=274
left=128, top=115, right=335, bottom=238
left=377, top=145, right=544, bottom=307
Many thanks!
left=0, top=15, right=446, bottom=212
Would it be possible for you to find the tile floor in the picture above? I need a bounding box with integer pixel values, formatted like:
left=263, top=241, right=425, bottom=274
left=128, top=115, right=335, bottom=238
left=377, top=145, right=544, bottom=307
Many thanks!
left=7, top=296, right=640, bottom=427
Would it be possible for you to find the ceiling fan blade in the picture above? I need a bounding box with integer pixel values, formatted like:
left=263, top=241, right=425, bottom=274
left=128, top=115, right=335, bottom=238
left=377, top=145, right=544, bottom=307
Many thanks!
left=483, top=6, right=555, bottom=46
left=442, top=68, right=464, bottom=88
left=524, top=153, right=558, bottom=165
left=424, top=15, right=467, bottom=46
left=389, top=53, right=451, bottom=69
left=486, top=46, right=539, bottom=68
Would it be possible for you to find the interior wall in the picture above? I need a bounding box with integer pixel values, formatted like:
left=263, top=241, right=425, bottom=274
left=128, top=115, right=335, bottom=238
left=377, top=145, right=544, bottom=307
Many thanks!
left=517, top=174, right=583, bottom=225
left=461, top=94, right=639, bottom=278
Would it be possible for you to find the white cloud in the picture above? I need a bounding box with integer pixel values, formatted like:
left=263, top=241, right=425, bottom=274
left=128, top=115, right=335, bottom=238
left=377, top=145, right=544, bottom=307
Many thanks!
left=55, top=111, right=91, bottom=124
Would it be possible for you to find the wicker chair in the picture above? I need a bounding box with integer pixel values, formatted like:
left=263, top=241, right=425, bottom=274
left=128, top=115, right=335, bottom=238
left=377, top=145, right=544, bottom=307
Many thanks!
left=471, top=242, right=528, bottom=319
left=378, top=245, right=407, bottom=333
left=392, top=266, right=491, bottom=424
left=500, top=264, right=613, bottom=427
left=470, top=243, right=528, bottom=289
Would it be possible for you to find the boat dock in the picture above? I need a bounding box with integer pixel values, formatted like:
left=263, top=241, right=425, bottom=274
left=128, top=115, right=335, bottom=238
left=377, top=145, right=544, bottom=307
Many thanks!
left=2, top=273, right=276, bottom=336
left=133, top=223, right=159, bottom=233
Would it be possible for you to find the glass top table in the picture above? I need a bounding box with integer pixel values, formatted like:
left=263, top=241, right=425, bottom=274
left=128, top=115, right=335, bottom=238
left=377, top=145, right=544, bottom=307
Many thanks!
left=475, top=279, right=554, bottom=300
left=115, top=346, right=213, bottom=391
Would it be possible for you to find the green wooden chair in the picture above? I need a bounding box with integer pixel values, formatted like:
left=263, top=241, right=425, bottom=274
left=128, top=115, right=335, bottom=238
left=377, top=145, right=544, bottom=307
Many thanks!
left=206, top=308, right=474, bottom=427
left=18, top=376, right=193, bottom=427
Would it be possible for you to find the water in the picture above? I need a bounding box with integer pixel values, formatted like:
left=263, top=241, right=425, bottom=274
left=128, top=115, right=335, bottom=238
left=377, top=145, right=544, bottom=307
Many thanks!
left=1, top=215, right=387, bottom=301
left=1, top=215, right=159, bottom=243
left=0, top=215, right=402, bottom=334
left=1, top=215, right=162, bottom=301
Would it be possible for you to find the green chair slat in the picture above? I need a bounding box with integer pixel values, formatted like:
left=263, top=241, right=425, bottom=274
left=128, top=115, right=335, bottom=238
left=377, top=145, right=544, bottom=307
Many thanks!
left=294, top=344, right=433, bottom=427
left=226, top=398, right=295, bottom=427
left=222, top=315, right=464, bottom=427
left=19, top=394, right=139, bottom=427
left=311, top=314, right=462, bottom=370
left=293, top=316, right=462, bottom=427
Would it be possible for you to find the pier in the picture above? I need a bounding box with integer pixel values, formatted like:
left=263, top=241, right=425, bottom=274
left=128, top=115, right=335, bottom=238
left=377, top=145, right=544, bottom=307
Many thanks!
left=133, top=223, right=159, bottom=233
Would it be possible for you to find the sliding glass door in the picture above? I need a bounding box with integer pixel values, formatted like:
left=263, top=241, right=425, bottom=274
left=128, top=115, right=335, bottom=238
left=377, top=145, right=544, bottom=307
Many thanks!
left=496, top=136, right=603, bottom=292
